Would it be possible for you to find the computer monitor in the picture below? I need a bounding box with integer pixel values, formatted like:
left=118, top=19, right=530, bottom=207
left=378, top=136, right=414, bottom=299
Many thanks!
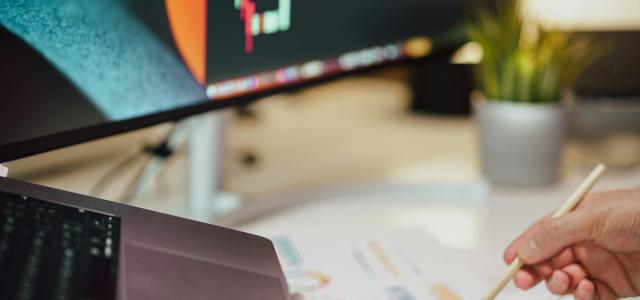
left=0, top=0, right=464, bottom=163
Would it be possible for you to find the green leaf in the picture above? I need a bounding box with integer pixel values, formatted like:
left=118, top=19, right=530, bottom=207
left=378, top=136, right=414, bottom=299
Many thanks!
left=463, top=0, right=608, bottom=103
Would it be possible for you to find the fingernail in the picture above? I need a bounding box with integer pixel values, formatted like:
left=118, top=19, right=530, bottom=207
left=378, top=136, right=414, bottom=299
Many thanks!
left=549, top=272, right=561, bottom=291
left=576, top=281, right=588, bottom=298
left=518, top=239, right=540, bottom=262
left=578, top=280, right=594, bottom=298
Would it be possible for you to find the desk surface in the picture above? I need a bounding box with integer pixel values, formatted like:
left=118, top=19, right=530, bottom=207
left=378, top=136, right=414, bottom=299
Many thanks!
left=8, top=72, right=640, bottom=298
left=232, top=173, right=640, bottom=299
left=13, top=72, right=636, bottom=202
left=9, top=72, right=483, bottom=204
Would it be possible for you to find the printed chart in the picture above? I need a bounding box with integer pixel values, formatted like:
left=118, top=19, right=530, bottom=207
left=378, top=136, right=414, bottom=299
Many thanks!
left=269, top=229, right=484, bottom=300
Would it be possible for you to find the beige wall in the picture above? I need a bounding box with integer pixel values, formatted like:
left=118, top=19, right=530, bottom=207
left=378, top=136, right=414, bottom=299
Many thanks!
left=523, top=0, right=640, bottom=31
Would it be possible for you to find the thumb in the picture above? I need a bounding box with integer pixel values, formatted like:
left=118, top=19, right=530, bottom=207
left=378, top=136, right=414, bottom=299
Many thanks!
left=518, top=210, right=594, bottom=264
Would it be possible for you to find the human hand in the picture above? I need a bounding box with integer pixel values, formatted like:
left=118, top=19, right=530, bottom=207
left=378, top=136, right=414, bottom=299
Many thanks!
left=503, top=189, right=640, bottom=299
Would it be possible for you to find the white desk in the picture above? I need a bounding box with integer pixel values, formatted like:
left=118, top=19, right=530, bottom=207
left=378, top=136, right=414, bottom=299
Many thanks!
left=229, top=169, right=640, bottom=299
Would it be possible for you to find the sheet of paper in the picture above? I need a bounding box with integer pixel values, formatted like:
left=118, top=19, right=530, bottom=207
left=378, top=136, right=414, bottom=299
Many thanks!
left=257, top=227, right=491, bottom=300
left=239, top=184, right=563, bottom=299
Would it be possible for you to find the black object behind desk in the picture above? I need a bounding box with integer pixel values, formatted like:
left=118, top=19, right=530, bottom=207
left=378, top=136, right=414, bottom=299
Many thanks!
left=409, top=51, right=474, bottom=116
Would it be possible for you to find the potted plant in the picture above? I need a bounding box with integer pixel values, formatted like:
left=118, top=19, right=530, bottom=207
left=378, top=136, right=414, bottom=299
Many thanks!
left=465, top=0, right=601, bottom=185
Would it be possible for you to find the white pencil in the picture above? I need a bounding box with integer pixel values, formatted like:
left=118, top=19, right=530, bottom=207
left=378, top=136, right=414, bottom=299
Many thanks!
left=482, top=163, right=607, bottom=300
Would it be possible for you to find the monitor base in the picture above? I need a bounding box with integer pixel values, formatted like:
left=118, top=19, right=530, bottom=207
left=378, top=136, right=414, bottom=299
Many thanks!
left=0, top=164, right=7, bottom=178
left=183, top=191, right=243, bottom=222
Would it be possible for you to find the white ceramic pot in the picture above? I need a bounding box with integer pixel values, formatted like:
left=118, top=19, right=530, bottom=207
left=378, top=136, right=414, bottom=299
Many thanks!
left=475, top=100, right=567, bottom=185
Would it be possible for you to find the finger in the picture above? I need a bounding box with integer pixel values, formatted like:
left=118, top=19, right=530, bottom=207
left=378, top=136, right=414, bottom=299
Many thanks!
left=521, top=249, right=576, bottom=288
left=550, top=248, right=576, bottom=269
left=509, top=192, right=604, bottom=265
left=561, top=263, right=588, bottom=292
left=574, top=279, right=596, bottom=300
left=514, top=269, right=540, bottom=291
left=576, top=192, right=603, bottom=209
left=518, top=210, right=595, bottom=264
left=504, top=215, right=552, bottom=264
left=546, top=270, right=571, bottom=295
left=531, top=260, right=554, bottom=280
left=574, top=243, right=637, bottom=297
left=617, top=254, right=640, bottom=291
left=526, top=249, right=576, bottom=281
left=594, top=281, right=619, bottom=300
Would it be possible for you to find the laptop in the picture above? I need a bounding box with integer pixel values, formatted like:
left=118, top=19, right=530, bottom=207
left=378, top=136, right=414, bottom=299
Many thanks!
left=0, top=175, right=291, bottom=300
left=0, top=2, right=295, bottom=297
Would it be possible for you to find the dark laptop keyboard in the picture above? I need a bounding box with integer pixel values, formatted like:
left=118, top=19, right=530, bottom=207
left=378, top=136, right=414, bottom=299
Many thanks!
left=0, top=192, right=120, bottom=300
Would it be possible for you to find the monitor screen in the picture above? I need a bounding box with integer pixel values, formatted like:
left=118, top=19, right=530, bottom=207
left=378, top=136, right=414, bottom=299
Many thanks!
left=0, top=0, right=464, bottom=161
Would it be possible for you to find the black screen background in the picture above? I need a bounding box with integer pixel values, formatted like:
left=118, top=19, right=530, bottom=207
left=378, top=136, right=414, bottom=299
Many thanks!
left=206, top=0, right=463, bottom=82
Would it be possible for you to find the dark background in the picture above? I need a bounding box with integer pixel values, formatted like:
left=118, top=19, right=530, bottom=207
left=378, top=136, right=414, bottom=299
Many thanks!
left=206, top=0, right=464, bottom=82
left=0, top=27, right=107, bottom=147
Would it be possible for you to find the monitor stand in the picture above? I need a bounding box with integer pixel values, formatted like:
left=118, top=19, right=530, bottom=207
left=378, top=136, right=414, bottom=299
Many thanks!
left=0, top=114, right=239, bottom=223
left=185, top=110, right=242, bottom=223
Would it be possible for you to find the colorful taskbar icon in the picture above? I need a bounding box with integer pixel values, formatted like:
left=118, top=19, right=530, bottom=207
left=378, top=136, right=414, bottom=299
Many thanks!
left=205, top=36, right=433, bottom=100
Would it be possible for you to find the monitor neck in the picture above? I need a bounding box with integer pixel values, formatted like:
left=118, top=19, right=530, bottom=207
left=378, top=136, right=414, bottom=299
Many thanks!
left=186, top=110, right=242, bottom=222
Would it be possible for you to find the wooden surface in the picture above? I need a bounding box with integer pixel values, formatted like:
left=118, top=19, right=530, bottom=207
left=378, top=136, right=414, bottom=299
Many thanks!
left=7, top=72, right=477, bottom=205
left=5, top=72, right=639, bottom=215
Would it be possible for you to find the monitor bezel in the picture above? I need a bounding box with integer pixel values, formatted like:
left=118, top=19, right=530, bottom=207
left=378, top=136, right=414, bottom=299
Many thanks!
left=0, top=46, right=458, bottom=163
